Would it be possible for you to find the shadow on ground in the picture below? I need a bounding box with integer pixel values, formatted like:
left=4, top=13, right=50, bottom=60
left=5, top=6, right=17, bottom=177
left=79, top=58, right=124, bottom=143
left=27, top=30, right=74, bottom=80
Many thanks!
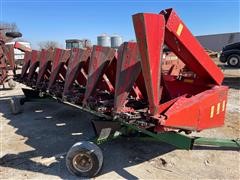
left=0, top=97, right=176, bottom=179
left=223, top=77, right=240, bottom=90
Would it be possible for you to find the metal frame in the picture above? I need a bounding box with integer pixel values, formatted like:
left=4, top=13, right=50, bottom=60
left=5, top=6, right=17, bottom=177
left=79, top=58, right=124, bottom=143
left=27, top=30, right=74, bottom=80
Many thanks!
left=20, top=88, right=240, bottom=150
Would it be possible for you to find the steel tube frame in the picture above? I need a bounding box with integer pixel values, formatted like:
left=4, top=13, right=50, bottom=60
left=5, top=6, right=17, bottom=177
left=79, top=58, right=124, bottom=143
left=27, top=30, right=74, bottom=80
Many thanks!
left=21, top=88, right=240, bottom=150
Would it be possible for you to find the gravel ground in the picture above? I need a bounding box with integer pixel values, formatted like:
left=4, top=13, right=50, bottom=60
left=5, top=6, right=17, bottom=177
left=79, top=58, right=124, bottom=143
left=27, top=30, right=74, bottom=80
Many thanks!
left=0, top=65, right=239, bottom=179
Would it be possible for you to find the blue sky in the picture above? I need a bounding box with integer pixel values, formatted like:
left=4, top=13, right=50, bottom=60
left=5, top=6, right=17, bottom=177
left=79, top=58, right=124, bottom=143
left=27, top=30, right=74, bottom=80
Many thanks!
left=1, top=0, right=239, bottom=49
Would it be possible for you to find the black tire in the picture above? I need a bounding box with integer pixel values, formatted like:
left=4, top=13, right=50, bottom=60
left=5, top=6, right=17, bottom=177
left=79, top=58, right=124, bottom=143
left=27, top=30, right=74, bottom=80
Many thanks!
left=5, top=32, right=22, bottom=38
left=66, top=141, right=103, bottom=178
left=9, top=97, right=24, bottom=114
left=227, top=54, right=240, bottom=67
left=8, top=79, right=16, bottom=89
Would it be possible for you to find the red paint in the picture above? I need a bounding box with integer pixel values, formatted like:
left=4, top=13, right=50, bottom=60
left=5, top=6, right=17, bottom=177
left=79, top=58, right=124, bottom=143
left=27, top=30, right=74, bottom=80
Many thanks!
left=18, top=8, right=228, bottom=133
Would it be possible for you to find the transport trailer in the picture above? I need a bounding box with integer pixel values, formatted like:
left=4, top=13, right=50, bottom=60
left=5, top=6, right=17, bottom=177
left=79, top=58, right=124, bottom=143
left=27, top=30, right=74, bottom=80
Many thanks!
left=11, top=8, right=239, bottom=177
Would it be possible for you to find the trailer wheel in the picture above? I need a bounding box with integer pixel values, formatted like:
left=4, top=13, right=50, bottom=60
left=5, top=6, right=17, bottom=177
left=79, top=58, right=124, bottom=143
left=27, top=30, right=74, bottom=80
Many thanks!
left=5, top=32, right=22, bottom=38
left=9, top=97, right=24, bottom=114
left=66, top=141, right=103, bottom=178
left=8, top=79, right=16, bottom=89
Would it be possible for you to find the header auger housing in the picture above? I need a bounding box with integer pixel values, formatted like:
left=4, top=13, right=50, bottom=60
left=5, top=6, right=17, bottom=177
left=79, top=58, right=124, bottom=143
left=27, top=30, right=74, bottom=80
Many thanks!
left=11, top=8, right=239, bottom=178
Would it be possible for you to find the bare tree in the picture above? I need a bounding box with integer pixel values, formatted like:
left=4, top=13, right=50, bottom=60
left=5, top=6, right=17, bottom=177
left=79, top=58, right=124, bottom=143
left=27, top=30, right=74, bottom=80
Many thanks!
left=38, top=41, right=60, bottom=50
left=0, top=22, right=19, bottom=32
left=0, top=22, right=20, bottom=41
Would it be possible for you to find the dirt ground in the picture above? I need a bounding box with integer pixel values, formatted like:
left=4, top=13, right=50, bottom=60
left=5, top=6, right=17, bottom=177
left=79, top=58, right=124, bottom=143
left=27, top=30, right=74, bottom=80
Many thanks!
left=0, top=63, right=239, bottom=179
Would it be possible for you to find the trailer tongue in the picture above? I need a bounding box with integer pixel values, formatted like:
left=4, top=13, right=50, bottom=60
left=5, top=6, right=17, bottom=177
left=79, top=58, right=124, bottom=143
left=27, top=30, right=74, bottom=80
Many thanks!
left=11, top=8, right=239, bottom=178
